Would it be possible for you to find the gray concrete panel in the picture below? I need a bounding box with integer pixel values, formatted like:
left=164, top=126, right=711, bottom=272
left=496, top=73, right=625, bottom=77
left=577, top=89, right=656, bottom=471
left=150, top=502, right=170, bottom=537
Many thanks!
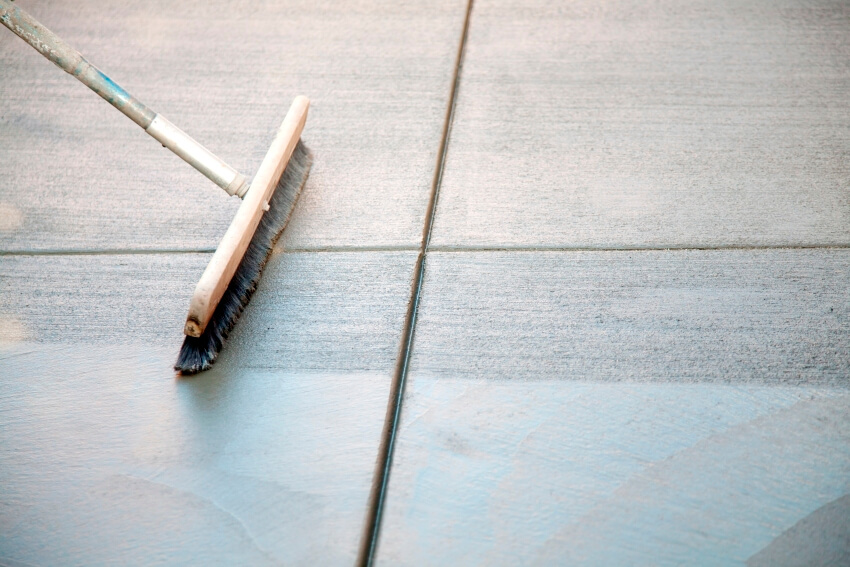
left=377, top=380, right=849, bottom=566
left=431, top=0, right=850, bottom=248
left=0, top=250, right=416, bottom=565
left=375, top=248, right=850, bottom=564
left=409, top=249, right=850, bottom=382
left=0, top=0, right=466, bottom=252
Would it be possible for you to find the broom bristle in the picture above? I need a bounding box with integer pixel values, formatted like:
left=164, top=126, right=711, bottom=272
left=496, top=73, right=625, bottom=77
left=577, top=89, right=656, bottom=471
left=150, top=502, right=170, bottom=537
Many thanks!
left=175, top=139, right=313, bottom=375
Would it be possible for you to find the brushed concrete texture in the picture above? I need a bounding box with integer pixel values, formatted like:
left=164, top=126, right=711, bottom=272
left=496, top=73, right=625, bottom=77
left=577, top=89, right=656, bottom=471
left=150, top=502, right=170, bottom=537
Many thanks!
left=0, top=0, right=465, bottom=252
left=408, top=250, right=850, bottom=382
left=0, top=253, right=207, bottom=345
left=375, top=380, right=850, bottom=566
left=430, top=0, right=850, bottom=248
left=0, top=250, right=416, bottom=369
left=0, top=250, right=416, bottom=565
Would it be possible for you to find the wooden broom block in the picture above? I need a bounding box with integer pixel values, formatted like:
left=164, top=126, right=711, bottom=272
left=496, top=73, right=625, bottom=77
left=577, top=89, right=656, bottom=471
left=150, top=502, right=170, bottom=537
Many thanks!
left=184, top=96, right=310, bottom=337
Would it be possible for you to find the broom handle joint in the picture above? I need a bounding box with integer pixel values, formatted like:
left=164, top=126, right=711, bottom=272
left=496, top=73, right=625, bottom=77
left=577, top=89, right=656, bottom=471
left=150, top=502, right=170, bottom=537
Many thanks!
left=0, top=0, right=249, bottom=197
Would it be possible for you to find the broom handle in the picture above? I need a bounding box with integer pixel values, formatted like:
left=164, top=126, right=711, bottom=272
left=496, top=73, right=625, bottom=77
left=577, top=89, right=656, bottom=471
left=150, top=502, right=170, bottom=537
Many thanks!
left=0, top=0, right=250, bottom=198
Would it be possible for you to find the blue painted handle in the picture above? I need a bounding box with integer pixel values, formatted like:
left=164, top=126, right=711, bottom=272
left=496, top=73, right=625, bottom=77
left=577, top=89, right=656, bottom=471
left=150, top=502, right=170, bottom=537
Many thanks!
left=0, top=0, right=155, bottom=128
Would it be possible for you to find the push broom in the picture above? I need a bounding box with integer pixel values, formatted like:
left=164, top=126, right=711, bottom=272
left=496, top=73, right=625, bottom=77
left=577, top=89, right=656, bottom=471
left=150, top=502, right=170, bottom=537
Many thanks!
left=1, top=0, right=312, bottom=374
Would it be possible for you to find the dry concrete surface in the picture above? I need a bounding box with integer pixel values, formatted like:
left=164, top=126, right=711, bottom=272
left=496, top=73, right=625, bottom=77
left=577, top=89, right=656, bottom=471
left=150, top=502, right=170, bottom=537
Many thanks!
left=1, top=0, right=849, bottom=566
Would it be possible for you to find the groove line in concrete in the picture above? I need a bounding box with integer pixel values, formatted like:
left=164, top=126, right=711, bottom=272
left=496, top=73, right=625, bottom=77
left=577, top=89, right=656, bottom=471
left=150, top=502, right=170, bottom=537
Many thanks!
left=356, top=1, right=475, bottom=565
left=6, top=243, right=848, bottom=258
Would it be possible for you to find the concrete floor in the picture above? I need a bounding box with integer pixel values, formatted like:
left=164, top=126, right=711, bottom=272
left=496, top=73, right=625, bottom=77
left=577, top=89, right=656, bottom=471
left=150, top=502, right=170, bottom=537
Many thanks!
left=1, top=0, right=848, bottom=566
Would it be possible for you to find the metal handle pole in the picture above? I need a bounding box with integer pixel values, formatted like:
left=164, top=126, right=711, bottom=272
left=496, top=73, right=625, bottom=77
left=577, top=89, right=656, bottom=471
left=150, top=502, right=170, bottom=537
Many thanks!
left=0, top=0, right=249, bottom=197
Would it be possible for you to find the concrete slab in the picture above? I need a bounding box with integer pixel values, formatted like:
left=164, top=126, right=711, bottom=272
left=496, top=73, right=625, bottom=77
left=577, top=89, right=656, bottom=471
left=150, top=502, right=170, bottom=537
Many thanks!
left=3, top=1, right=848, bottom=564
left=430, top=0, right=850, bottom=248
left=0, top=250, right=416, bottom=565
left=374, top=249, right=850, bottom=564
left=0, top=0, right=466, bottom=252
left=376, top=380, right=850, bottom=566
left=409, top=249, right=850, bottom=382
left=0, top=253, right=206, bottom=345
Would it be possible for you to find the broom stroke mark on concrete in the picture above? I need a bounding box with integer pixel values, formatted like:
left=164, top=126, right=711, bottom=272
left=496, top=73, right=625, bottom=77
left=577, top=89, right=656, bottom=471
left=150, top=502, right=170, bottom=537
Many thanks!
left=408, top=249, right=850, bottom=383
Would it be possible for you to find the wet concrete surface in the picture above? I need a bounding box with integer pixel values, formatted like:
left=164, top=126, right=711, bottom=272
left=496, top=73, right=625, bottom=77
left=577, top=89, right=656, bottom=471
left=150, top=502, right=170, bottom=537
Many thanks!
left=1, top=0, right=849, bottom=565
